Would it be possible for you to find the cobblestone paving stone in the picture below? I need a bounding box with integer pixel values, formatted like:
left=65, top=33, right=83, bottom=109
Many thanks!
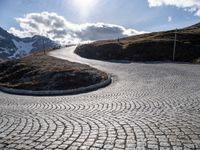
left=0, top=47, right=200, bottom=149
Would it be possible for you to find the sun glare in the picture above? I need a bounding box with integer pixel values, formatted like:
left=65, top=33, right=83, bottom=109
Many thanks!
left=72, top=0, right=98, bottom=18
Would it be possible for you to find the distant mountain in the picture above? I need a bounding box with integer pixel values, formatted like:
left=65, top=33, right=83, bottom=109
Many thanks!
left=0, top=27, right=60, bottom=61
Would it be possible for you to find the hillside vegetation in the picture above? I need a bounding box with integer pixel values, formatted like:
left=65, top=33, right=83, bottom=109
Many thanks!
left=0, top=52, right=108, bottom=91
left=75, top=23, right=200, bottom=62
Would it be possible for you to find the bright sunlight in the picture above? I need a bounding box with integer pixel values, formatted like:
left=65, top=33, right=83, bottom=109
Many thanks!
left=72, top=0, right=98, bottom=18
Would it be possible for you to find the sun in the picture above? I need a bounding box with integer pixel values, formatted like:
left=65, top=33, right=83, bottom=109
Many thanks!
left=74, top=0, right=95, bottom=9
left=72, top=0, right=98, bottom=18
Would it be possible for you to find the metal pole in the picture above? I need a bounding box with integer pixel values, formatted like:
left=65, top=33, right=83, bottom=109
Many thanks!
left=43, top=38, right=45, bottom=55
left=173, top=29, right=177, bottom=61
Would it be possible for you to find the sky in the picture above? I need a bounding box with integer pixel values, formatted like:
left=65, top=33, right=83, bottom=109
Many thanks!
left=0, top=0, right=200, bottom=44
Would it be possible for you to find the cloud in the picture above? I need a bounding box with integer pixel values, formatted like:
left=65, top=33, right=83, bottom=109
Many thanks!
left=9, top=12, right=145, bottom=45
left=168, top=16, right=172, bottom=22
left=148, top=0, right=200, bottom=17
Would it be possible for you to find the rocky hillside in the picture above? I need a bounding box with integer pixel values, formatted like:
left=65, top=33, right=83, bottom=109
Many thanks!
left=0, top=27, right=60, bottom=61
left=75, top=23, right=200, bottom=62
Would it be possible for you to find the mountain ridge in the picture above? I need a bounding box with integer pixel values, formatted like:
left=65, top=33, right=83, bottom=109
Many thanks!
left=0, top=27, right=60, bottom=61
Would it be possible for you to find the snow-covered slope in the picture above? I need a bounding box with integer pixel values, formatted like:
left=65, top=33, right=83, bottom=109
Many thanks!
left=0, top=27, right=60, bottom=61
left=10, top=39, right=35, bottom=59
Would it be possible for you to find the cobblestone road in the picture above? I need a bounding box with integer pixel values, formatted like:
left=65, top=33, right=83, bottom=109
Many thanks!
left=0, top=46, right=200, bottom=149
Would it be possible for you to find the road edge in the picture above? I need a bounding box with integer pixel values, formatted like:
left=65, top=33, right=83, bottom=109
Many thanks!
left=0, top=75, right=111, bottom=96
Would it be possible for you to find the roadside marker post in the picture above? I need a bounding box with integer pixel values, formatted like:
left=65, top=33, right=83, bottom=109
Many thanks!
left=43, top=38, right=46, bottom=55
left=173, top=29, right=177, bottom=61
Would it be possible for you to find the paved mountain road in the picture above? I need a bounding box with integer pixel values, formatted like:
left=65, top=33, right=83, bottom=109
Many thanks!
left=0, top=46, right=200, bottom=149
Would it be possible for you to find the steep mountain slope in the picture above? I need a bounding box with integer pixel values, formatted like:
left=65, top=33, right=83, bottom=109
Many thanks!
left=0, top=27, right=60, bottom=61
left=75, top=22, right=200, bottom=62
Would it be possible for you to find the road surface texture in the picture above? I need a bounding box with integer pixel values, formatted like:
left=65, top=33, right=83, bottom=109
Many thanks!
left=0, top=46, right=200, bottom=150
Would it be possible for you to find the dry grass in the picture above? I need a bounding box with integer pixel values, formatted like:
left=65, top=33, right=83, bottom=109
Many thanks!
left=75, top=23, right=200, bottom=62
left=0, top=52, right=108, bottom=91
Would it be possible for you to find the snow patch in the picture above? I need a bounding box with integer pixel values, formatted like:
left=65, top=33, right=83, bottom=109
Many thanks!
left=0, top=35, right=5, bottom=40
left=0, top=47, right=10, bottom=54
left=10, top=39, right=34, bottom=58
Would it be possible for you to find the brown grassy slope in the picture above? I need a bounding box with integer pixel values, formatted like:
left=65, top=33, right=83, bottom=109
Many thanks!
left=75, top=23, right=200, bottom=62
left=0, top=52, right=108, bottom=91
